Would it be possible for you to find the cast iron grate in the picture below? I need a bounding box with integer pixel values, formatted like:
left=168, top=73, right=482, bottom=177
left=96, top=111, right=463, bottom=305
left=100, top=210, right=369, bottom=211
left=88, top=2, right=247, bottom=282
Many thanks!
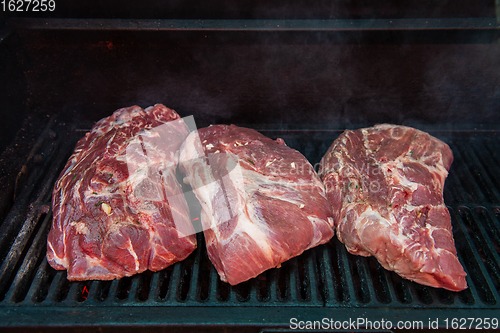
left=0, top=120, right=499, bottom=326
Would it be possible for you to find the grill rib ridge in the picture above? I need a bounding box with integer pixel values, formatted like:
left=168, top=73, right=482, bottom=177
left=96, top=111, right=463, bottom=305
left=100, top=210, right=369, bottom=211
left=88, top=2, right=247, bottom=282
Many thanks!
left=453, top=208, right=498, bottom=305
left=7, top=211, right=52, bottom=303
left=460, top=145, right=500, bottom=203
left=459, top=207, right=500, bottom=294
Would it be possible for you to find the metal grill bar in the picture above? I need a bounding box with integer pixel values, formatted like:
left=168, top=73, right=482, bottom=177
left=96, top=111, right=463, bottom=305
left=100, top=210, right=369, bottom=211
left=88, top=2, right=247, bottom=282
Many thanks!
left=0, top=117, right=74, bottom=301
left=459, top=207, right=500, bottom=294
left=462, top=145, right=500, bottom=203
left=4, top=211, right=52, bottom=303
left=387, top=269, right=413, bottom=304
left=452, top=207, right=498, bottom=305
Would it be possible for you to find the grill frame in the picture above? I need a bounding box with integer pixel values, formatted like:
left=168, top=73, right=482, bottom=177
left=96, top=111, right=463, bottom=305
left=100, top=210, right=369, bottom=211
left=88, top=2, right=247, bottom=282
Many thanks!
left=1, top=16, right=500, bottom=330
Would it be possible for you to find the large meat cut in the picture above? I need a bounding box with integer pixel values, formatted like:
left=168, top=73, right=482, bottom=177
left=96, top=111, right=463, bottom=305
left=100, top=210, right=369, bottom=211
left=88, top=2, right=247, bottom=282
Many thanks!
left=47, top=104, right=196, bottom=281
left=318, top=124, right=467, bottom=291
left=179, top=125, right=334, bottom=285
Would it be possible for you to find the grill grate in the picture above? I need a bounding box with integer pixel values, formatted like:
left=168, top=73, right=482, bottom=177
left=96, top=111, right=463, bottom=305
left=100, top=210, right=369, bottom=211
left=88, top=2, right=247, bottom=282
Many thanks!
left=0, top=121, right=499, bottom=328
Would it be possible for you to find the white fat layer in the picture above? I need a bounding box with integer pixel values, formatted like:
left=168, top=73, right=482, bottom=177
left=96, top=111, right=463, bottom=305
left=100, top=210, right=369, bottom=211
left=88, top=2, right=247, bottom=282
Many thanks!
left=382, top=151, right=448, bottom=191
left=179, top=131, right=204, bottom=166
left=265, top=158, right=276, bottom=167
left=356, top=206, right=409, bottom=255
left=230, top=204, right=274, bottom=260
left=181, top=137, right=328, bottom=262
left=404, top=204, right=424, bottom=211
left=226, top=165, right=275, bottom=259
left=47, top=240, right=68, bottom=268
left=71, top=221, right=90, bottom=235
left=126, top=239, right=140, bottom=271
left=393, top=172, right=420, bottom=191
left=240, top=168, right=306, bottom=208
left=357, top=206, right=392, bottom=227
left=85, top=255, right=112, bottom=270
left=307, top=216, right=327, bottom=245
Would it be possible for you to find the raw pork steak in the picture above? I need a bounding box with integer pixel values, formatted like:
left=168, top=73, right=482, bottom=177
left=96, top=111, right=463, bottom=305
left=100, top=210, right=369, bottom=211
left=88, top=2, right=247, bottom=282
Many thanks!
left=47, top=104, right=196, bottom=281
left=179, top=125, right=334, bottom=285
left=319, top=124, right=466, bottom=291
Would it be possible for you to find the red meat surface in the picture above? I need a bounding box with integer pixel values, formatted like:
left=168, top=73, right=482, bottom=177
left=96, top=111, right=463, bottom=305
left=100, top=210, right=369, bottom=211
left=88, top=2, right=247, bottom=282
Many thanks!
left=47, top=104, right=196, bottom=281
left=319, top=124, right=467, bottom=291
left=179, top=125, right=334, bottom=285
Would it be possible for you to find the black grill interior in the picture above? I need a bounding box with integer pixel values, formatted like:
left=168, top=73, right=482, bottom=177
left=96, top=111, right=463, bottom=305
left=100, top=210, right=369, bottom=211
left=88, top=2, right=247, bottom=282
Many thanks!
left=0, top=118, right=499, bottom=328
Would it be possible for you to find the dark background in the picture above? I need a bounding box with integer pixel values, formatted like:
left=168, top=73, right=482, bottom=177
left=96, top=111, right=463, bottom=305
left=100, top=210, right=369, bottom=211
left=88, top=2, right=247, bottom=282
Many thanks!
left=1, top=25, right=499, bottom=151
left=0, top=0, right=499, bottom=154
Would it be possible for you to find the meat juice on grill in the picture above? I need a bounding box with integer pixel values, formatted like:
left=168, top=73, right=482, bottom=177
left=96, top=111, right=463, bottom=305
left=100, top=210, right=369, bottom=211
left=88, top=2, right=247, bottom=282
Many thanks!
left=319, top=124, right=467, bottom=291
left=47, top=104, right=196, bottom=281
left=179, top=125, right=335, bottom=285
